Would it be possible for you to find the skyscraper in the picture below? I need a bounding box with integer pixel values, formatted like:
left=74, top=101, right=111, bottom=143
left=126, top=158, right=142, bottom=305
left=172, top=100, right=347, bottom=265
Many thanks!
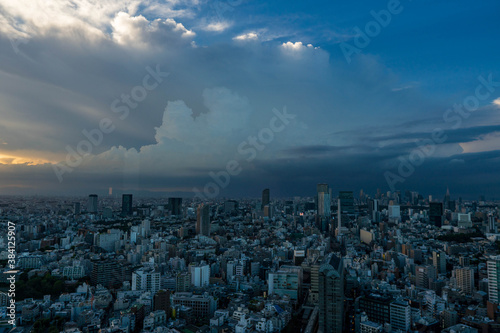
left=444, top=187, right=450, bottom=209
left=368, top=199, right=379, bottom=222
left=487, top=256, right=500, bottom=303
left=339, top=191, right=354, bottom=215
left=432, top=251, right=447, bottom=274
left=318, top=254, right=344, bottom=333
left=261, top=188, right=270, bottom=210
left=429, top=202, right=444, bottom=227
left=317, top=183, right=331, bottom=217
left=196, top=204, right=210, bottom=236
left=337, top=198, right=343, bottom=233
left=73, top=202, right=81, bottom=215
left=168, top=197, right=183, bottom=216
left=122, top=194, right=133, bottom=216
left=87, top=194, right=98, bottom=213
left=488, top=214, right=498, bottom=234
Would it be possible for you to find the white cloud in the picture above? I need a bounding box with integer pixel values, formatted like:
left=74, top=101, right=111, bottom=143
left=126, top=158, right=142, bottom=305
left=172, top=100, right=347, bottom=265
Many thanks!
left=459, top=132, right=500, bottom=154
left=281, top=41, right=304, bottom=50
left=202, top=21, right=232, bottom=32
left=0, top=0, right=196, bottom=43
left=111, top=12, right=195, bottom=48
left=493, top=97, right=500, bottom=107
left=281, top=41, right=315, bottom=51
left=233, top=32, right=258, bottom=41
left=86, top=87, right=265, bottom=173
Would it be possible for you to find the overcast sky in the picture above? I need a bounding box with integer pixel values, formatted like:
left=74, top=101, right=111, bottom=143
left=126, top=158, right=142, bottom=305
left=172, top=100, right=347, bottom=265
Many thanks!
left=0, top=0, right=499, bottom=199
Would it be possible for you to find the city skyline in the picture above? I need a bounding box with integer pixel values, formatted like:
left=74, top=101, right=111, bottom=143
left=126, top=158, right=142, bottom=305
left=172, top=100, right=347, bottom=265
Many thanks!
left=0, top=1, right=499, bottom=197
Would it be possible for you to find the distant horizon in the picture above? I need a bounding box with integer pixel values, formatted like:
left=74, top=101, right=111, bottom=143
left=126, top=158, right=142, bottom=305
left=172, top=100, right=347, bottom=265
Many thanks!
left=0, top=188, right=494, bottom=202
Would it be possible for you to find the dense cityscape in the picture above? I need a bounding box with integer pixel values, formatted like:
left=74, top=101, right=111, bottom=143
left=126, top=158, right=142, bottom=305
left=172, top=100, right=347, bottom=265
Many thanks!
left=0, top=186, right=498, bottom=333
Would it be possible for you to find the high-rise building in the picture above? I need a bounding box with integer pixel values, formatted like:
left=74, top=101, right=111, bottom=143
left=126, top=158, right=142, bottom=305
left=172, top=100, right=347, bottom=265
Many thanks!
left=263, top=204, right=272, bottom=218
left=87, top=194, right=98, bottom=213
left=175, top=272, right=191, bottom=292
left=459, top=256, right=470, bottom=267
left=388, top=205, right=401, bottom=220
left=432, top=251, right=447, bottom=274
left=429, top=202, right=444, bottom=227
left=339, top=191, right=354, bottom=215
left=441, top=309, right=459, bottom=329
left=444, top=187, right=451, bottom=210
left=337, top=198, right=342, bottom=232
left=132, top=269, right=161, bottom=294
left=168, top=197, right=183, bottom=216
left=261, top=188, right=270, bottom=210
left=154, top=290, right=171, bottom=314
left=189, top=263, right=210, bottom=288
left=268, top=266, right=303, bottom=301
left=318, top=254, right=344, bottom=333
left=226, top=260, right=237, bottom=281
left=91, top=258, right=129, bottom=288
left=488, top=214, right=498, bottom=233
left=359, top=293, right=392, bottom=325
left=368, top=199, right=379, bottom=222
left=309, top=262, right=320, bottom=304
left=390, top=300, right=411, bottom=332
left=458, top=213, right=473, bottom=228
left=317, top=183, right=331, bottom=217
left=415, top=265, right=437, bottom=289
left=196, top=204, right=210, bottom=236
left=455, top=267, right=474, bottom=295
left=73, top=202, right=81, bottom=215
left=487, top=256, right=500, bottom=303
left=141, top=219, right=151, bottom=237
left=122, top=194, right=133, bottom=216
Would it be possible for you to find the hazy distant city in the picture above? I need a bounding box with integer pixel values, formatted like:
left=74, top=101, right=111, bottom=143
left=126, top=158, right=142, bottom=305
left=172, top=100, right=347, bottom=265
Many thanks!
left=0, top=187, right=499, bottom=333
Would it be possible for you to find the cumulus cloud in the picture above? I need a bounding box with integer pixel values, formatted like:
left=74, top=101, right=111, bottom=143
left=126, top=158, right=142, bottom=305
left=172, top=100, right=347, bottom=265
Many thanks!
left=0, top=0, right=196, bottom=43
left=202, top=21, right=232, bottom=32
left=281, top=41, right=318, bottom=51
left=233, top=32, right=259, bottom=41
left=111, top=12, right=195, bottom=48
left=71, top=86, right=305, bottom=179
